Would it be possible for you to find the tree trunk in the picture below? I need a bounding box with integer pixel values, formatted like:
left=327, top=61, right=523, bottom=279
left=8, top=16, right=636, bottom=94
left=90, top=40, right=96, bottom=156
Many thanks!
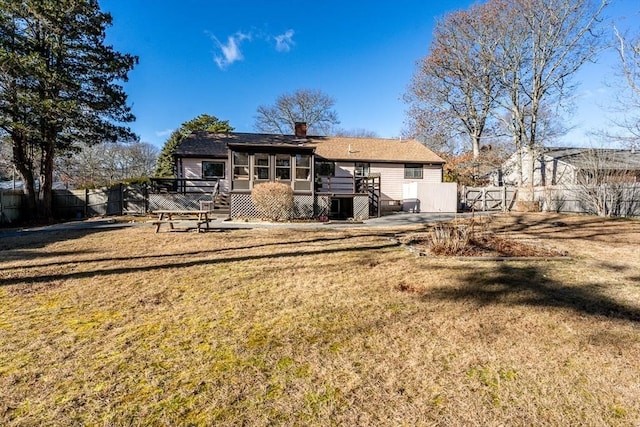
left=472, top=135, right=480, bottom=159
left=39, top=141, right=55, bottom=220
left=11, top=135, right=38, bottom=219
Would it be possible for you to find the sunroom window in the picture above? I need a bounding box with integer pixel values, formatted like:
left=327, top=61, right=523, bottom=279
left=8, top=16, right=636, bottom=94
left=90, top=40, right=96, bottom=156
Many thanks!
left=254, top=153, right=270, bottom=180
left=233, top=152, right=249, bottom=179
left=275, top=154, right=291, bottom=180
left=295, top=154, right=311, bottom=180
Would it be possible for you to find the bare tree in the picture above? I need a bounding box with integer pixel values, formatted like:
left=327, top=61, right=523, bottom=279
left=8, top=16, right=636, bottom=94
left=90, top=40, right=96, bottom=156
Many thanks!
left=406, top=2, right=502, bottom=159
left=56, top=141, right=158, bottom=188
left=609, top=25, right=640, bottom=148
left=254, top=89, right=340, bottom=135
left=493, top=0, right=608, bottom=187
left=332, top=128, right=379, bottom=138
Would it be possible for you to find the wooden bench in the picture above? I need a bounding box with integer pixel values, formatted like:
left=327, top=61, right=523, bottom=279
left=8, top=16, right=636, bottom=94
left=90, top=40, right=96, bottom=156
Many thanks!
left=152, top=210, right=213, bottom=233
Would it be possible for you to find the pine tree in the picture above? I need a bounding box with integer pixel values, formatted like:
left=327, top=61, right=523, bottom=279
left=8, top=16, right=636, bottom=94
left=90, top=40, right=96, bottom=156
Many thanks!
left=0, top=0, right=138, bottom=218
left=154, top=114, right=233, bottom=177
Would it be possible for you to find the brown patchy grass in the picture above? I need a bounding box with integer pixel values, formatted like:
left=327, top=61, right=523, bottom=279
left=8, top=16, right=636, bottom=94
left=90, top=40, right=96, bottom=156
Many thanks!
left=0, top=213, right=639, bottom=426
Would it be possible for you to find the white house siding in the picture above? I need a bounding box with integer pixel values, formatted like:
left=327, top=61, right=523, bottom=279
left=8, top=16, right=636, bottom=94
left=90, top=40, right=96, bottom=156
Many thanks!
left=181, top=158, right=230, bottom=193
left=496, top=152, right=577, bottom=186
left=370, top=163, right=442, bottom=201
left=371, top=163, right=403, bottom=201
left=540, top=157, right=576, bottom=186
left=335, top=162, right=354, bottom=178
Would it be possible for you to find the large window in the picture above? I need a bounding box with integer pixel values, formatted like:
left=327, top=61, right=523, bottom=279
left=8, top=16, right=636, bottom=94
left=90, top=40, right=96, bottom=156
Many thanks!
left=233, top=152, right=249, bottom=180
left=202, top=161, right=225, bottom=179
left=316, top=161, right=335, bottom=177
left=295, top=154, right=311, bottom=180
left=275, top=154, right=291, bottom=180
left=294, top=154, right=311, bottom=191
left=254, top=153, right=270, bottom=180
left=404, top=163, right=423, bottom=179
left=230, top=151, right=313, bottom=192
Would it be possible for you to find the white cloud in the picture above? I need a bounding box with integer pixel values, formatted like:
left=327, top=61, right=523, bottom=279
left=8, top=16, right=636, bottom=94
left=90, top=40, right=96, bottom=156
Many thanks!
left=213, top=32, right=251, bottom=69
left=274, top=29, right=295, bottom=52
left=155, top=129, right=174, bottom=137
left=210, top=28, right=295, bottom=69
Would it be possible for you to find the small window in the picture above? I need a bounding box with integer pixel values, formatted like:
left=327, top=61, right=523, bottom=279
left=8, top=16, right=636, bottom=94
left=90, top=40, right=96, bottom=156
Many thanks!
left=295, top=154, right=311, bottom=180
left=404, top=164, right=423, bottom=179
left=275, top=154, right=291, bottom=180
left=202, top=161, right=225, bottom=179
left=316, top=161, right=335, bottom=177
left=355, top=162, right=370, bottom=177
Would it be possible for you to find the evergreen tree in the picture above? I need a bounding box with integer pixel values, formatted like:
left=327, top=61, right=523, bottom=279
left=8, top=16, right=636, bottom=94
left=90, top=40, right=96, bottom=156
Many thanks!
left=154, top=114, right=233, bottom=177
left=0, top=0, right=138, bottom=218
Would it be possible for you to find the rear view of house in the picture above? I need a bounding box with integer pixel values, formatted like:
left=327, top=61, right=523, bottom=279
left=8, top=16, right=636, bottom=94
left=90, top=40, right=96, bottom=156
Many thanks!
left=153, top=124, right=456, bottom=219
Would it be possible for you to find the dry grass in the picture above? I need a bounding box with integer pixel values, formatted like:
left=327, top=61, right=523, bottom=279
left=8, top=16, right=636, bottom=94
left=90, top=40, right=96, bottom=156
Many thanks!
left=0, top=213, right=639, bottom=426
left=401, top=216, right=569, bottom=257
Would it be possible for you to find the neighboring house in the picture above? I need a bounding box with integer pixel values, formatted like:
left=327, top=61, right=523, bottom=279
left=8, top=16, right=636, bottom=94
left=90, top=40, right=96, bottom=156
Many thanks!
left=158, top=123, right=456, bottom=219
left=492, top=147, right=640, bottom=187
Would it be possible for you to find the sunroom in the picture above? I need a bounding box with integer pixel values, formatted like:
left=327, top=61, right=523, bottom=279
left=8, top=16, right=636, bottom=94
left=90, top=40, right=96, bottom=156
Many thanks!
left=226, top=143, right=327, bottom=218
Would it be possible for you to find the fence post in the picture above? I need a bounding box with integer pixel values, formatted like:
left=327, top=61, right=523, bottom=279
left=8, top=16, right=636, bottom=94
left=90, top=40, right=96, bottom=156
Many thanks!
left=120, top=183, right=125, bottom=216
left=502, top=186, right=507, bottom=212
left=461, top=185, right=466, bottom=210
left=482, top=188, right=487, bottom=211
left=84, top=188, right=89, bottom=218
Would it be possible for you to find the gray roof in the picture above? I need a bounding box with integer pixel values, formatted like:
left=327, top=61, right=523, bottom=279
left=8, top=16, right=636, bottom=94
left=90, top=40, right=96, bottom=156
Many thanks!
left=173, top=131, right=445, bottom=164
left=542, top=147, right=640, bottom=170
left=173, top=132, right=316, bottom=158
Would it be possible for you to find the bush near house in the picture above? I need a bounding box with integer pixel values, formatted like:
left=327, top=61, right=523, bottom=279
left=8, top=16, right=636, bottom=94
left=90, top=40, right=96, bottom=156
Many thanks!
left=251, top=181, right=294, bottom=221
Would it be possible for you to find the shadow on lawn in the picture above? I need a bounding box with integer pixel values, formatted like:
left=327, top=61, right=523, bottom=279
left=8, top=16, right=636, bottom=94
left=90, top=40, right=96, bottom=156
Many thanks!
left=0, top=230, right=395, bottom=269
left=491, top=213, right=637, bottom=242
left=0, top=223, right=133, bottom=252
left=0, top=240, right=400, bottom=288
left=422, top=263, right=640, bottom=323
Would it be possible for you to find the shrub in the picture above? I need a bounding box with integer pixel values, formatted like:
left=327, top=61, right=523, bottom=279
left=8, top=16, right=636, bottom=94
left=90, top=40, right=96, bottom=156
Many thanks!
left=429, top=223, right=472, bottom=255
left=251, top=182, right=294, bottom=221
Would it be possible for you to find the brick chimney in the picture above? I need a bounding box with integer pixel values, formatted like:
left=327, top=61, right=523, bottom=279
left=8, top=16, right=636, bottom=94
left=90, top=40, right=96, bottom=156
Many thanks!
left=294, top=122, right=307, bottom=137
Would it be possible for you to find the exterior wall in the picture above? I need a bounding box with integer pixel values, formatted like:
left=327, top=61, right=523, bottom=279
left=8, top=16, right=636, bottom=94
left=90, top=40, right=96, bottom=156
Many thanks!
left=495, top=152, right=577, bottom=186
left=540, top=157, right=576, bottom=186
left=178, top=155, right=445, bottom=214
left=181, top=158, right=230, bottom=193
left=369, top=163, right=443, bottom=211
left=335, top=162, right=354, bottom=178
left=371, top=163, right=442, bottom=200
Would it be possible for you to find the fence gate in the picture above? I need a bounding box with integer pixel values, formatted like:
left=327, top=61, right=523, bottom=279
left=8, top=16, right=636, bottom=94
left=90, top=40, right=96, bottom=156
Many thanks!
left=462, top=186, right=517, bottom=211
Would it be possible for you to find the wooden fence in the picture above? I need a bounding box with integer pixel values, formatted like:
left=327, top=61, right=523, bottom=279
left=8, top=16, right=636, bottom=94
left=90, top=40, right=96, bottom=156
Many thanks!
left=461, top=186, right=518, bottom=212
left=0, top=184, right=148, bottom=224
left=463, top=184, right=640, bottom=217
left=0, top=190, right=23, bottom=224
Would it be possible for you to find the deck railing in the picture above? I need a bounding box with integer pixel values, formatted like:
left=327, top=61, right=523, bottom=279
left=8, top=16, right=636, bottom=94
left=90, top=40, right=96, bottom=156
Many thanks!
left=150, top=178, right=220, bottom=194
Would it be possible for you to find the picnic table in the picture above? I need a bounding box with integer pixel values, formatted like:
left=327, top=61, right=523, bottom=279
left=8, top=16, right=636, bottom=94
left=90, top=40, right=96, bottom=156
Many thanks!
left=152, top=210, right=213, bottom=233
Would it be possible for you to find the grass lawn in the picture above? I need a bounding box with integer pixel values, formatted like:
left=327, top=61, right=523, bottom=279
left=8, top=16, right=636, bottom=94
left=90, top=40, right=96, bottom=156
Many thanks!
left=1, top=213, right=639, bottom=426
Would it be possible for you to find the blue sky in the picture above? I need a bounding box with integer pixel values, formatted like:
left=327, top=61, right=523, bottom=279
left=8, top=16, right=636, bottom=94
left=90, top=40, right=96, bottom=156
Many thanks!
left=100, top=1, right=639, bottom=148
